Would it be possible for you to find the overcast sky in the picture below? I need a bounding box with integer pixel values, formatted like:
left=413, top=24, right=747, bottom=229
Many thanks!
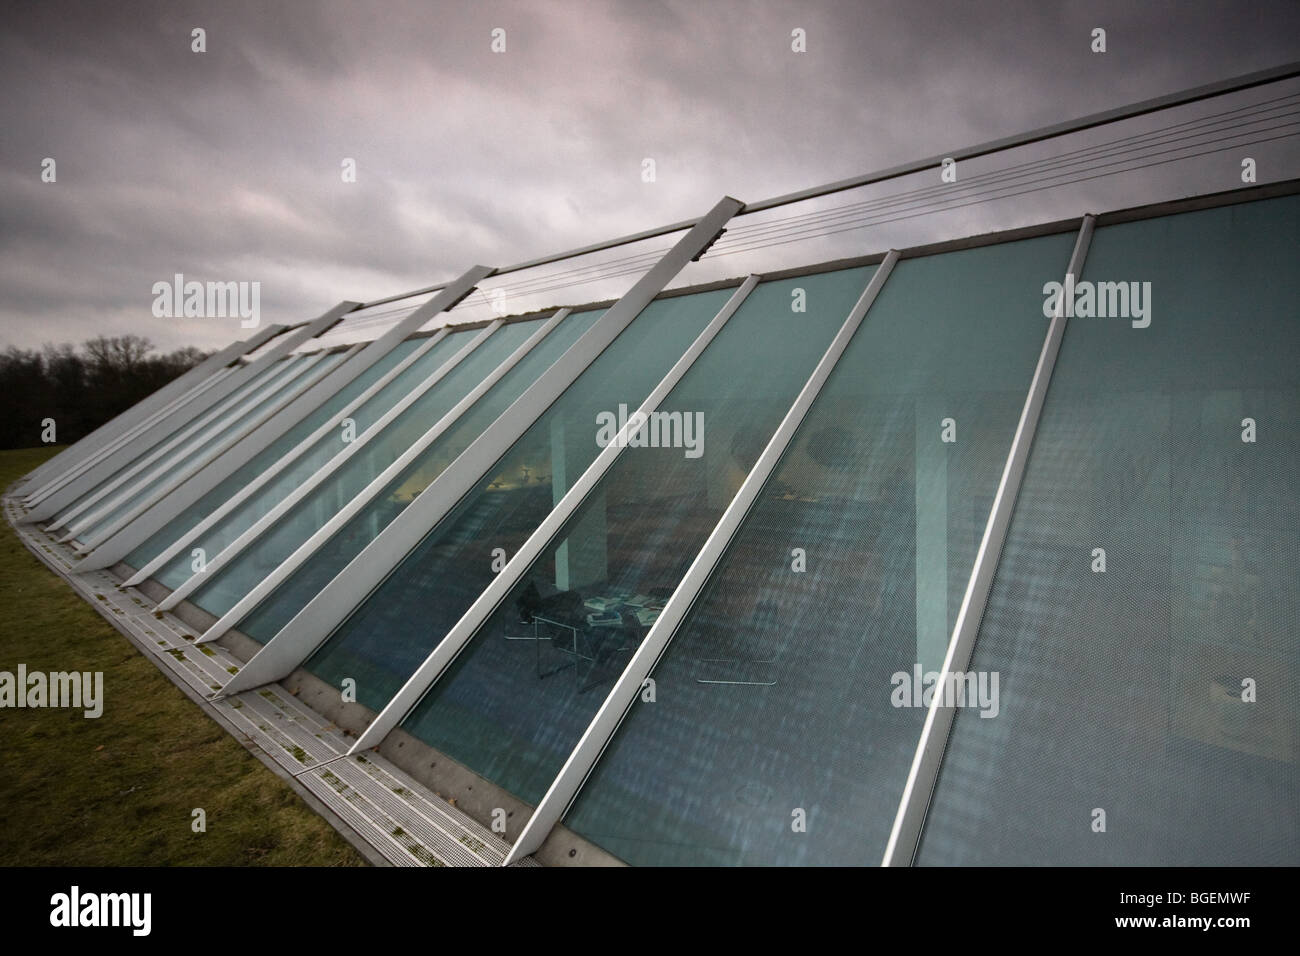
left=3, top=0, right=1298, bottom=354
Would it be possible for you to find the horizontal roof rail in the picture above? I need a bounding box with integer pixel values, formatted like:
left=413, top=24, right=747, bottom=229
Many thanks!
left=360, top=61, right=1300, bottom=309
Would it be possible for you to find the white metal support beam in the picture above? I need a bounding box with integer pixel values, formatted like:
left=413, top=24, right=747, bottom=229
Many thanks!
left=156, top=319, right=508, bottom=609
left=115, top=328, right=456, bottom=588
left=25, top=302, right=354, bottom=519
left=500, top=251, right=900, bottom=864
left=879, top=216, right=1096, bottom=866
left=347, top=274, right=762, bottom=754
left=17, top=330, right=273, bottom=489
left=217, top=196, right=742, bottom=694
left=199, top=309, right=571, bottom=642
left=76, top=267, right=494, bottom=571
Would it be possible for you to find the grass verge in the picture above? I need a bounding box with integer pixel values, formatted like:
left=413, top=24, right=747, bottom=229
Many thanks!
left=0, top=446, right=366, bottom=866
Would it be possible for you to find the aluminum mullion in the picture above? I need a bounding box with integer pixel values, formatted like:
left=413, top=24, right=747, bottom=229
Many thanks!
left=216, top=196, right=741, bottom=695
left=500, top=251, right=901, bottom=865
left=75, top=344, right=363, bottom=552
left=21, top=362, right=244, bottom=506
left=42, top=355, right=312, bottom=530
left=116, top=329, right=456, bottom=588
left=24, top=303, right=355, bottom=519
left=879, top=216, right=1096, bottom=867
left=58, top=353, right=327, bottom=537
left=344, top=275, right=762, bottom=756
left=17, top=335, right=260, bottom=489
left=200, top=308, right=572, bottom=644
left=241, top=304, right=353, bottom=364
left=155, top=319, right=509, bottom=610
left=71, top=349, right=346, bottom=545
left=44, top=360, right=297, bottom=530
left=19, top=327, right=283, bottom=493
left=75, top=267, right=494, bottom=572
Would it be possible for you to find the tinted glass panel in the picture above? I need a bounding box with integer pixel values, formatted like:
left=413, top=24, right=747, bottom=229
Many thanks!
left=303, top=291, right=739, bottom=707
left=396, top=268, right=875, bottom=806
left=188, top=318, right=554, bottom=619
left=125, top=340, right=420, bottom=570
left=153, top=333, right=466, bottom=589
left=919, top=196, right=1300, bottom=865
left=564, top=231, right=1076, bottom=864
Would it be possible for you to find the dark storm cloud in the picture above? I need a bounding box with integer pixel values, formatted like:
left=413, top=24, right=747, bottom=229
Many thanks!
left=1, top=0, right=1297, bottom=352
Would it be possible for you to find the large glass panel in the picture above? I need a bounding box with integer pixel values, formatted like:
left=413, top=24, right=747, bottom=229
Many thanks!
left=390, top=267, right=877, bottom=807
left=126, top=340, right=421, bottom=570
left=152, top=331, right=468, bottom=589
left=232, top=304, right=618, bottom=642
left=80, top=352, right=347, bottom=539
left=301, top=289, right=738, bottom=704
left=919, top=195, right=1300, bottom=865
left=187, top=316, right=563, bottom=619
left=561, top=231, right=1076, bottom=864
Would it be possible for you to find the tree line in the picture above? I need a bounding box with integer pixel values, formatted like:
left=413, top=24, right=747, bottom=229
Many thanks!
left=0, top=335, right=210, bottom=450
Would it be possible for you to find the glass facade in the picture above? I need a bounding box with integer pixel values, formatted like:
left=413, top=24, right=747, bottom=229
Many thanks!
left=394, top=267, right=876, bottom=806
left=188, top=315, right=565, bottom=620
left=54, top=355, right=304, bottom=527
left=152, top=332, right=467, bottom=589
left=918, top=195, right=1300, bottom=865
left=125, top=340, right=422, bottom=571
left=24, top=184, right=1298, bottom=867
left=563, top=233, right=1075, bottom=863
left=302, top=290, right=738, bottom=708
left=78, top=351, right=348, bottom=540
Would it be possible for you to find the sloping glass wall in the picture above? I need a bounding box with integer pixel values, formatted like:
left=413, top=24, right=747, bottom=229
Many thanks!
left=300, top=289, right=740, bottom=710
left=185, top=314, right=573, bottom=620
left=125, top=339, right=423, bottom=571
left=390, top=266, right=878, bottom=806
left=77, top=351, right=349, bottom=540
left=152, top=329, right=470, bottom=589
left=29, top=180, right=1294, bottom=867
left=919, top=195, right=1300, bottom=865
left=222, top=308, right=609, bottom=642
left=561, top=231, right=1076, bottom=864
left=51, top=355, right=305, bottom=527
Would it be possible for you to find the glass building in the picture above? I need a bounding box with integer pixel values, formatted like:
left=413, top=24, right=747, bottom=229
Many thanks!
left=10, top=167, right=1299, bottom=866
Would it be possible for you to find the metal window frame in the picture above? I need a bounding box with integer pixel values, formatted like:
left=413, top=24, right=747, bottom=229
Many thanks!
left=74, top=344, right=364, bottom=551
left=75, top=267, right=494, bottom=572
left=117, top=328, right=458, bottom=588
left=155, top=317, right=513, bottom=610
left=22, top=360, right=247, bottom=506
left=879, top=215, right=1096, bottom=867
left=216, top=196, right=742, bottom=695
left=17, top=330, right=275, bottom=490
left=53, top=352, right=328, bottom=536
left=197, top=307, right=574, bottom=642
left=42, top=356, right=309, bottom=530
left=500, top=251, right=901, bottom=864
left=346, top=274, right=762, bottom=754
left=24, top=303, right=354, bottom=519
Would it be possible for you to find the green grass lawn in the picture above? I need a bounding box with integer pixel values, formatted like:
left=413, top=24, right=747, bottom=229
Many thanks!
left=0, top=446, right=367, bottom=866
